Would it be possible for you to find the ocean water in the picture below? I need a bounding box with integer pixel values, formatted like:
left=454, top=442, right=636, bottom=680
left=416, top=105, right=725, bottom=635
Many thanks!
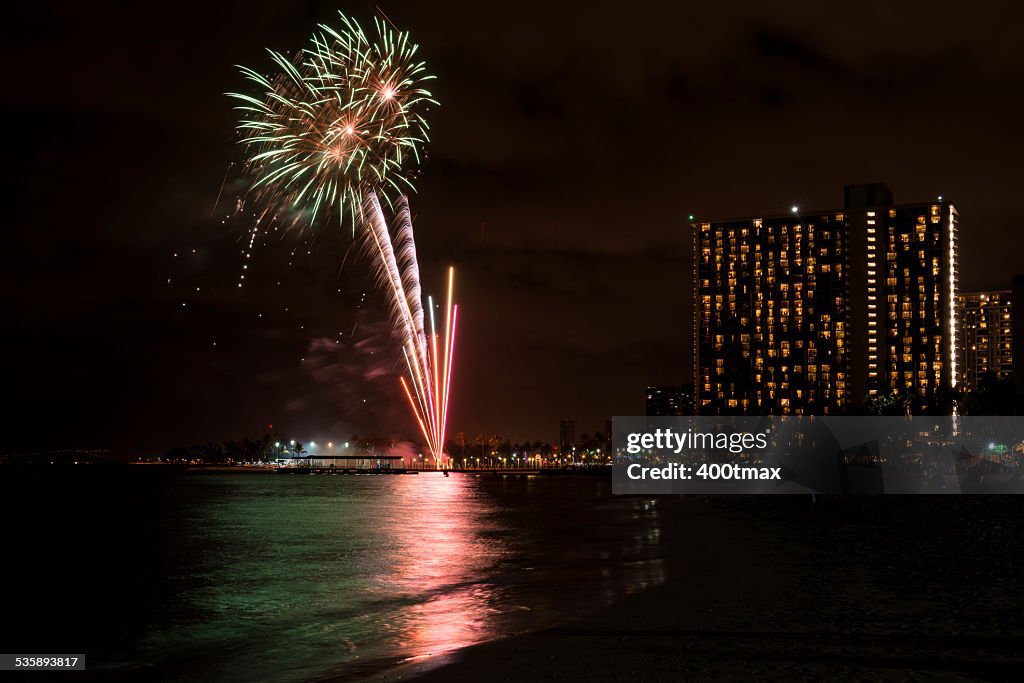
left=2, top=469, right=665, bottom=682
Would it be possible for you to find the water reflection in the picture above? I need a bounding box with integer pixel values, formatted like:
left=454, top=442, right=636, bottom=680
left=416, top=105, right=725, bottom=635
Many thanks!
left=107, top=473, right=666, bottom=681
left=378, top=474, right=505, bottom=658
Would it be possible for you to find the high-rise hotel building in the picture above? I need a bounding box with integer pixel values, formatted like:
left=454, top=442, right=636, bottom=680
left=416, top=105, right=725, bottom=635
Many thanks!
left=695, top=183, right=959, bottom=415
left=958, top=291, right=1013, bottom=391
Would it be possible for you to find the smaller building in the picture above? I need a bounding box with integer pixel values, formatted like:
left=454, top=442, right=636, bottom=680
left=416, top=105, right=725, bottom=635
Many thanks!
left=645, top=384, right=695, bottom=416
left=1014, top=275, right=1024, bottom=394
left=289, top=455, right=404, bottom=470
left=559, top=419, right=576, bottom=454
left=959, top=290, right=1014, bottom=391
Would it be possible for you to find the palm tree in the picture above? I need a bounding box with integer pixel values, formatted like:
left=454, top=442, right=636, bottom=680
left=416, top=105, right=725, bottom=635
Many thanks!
left=456, top=432, right=467, bottom=460
left=488, top=435, right=502, bottom=467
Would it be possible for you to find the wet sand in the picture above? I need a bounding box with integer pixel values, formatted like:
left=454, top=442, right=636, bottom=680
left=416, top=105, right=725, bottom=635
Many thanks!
left=373, top=496, right=1024, bottom=681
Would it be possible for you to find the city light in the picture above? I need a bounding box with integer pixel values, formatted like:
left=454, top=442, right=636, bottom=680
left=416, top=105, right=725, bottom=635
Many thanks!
left=948, top=207, right=958, bottom=387
left=700, top=184, right=961, bottom=414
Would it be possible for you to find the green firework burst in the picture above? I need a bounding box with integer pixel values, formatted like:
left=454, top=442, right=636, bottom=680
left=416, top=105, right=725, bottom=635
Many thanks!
left=229, top=12, right=437, bottom=232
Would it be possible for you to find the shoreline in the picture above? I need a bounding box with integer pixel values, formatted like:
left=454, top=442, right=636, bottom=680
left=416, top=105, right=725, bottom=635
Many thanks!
left=365, top=496, right=1024, bottom=681
left=0, top=463, right=618, bottom=480
left=360, top=496, right=776, bottom=682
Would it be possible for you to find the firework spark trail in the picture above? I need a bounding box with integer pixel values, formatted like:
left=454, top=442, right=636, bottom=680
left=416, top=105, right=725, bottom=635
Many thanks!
left=390, top=197, right=428, bottom=369
left=363, top=194, right=434, bottom=435
left=363, top=193, right=456, bottom=465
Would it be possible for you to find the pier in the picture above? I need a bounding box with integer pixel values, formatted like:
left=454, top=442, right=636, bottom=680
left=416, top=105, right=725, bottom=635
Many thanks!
left=276, top=455, right=416, bottom=475
left=274, top=454, right=613, bottom=477
left=274, top=455, right=611, bottom=477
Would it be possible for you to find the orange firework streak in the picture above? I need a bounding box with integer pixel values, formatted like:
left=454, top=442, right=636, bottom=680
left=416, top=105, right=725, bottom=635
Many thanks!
left=400, top=376, right=433, bottom=454
left=417, top=266, right=457, bottom=466
left=431, top=319, right=441, bottom=453
left=398, top=273, right=456, bottom=466
left=441, top=269, right=457, bottom=448
left=363, top=194, right=456, bottom=467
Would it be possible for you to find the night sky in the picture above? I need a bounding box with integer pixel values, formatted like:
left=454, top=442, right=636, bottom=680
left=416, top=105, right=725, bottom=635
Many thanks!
left=5, top=1, right=1024, bottom=453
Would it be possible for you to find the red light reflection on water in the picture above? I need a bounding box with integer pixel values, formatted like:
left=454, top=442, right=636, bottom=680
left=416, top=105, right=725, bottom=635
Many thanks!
left=383, top=474, right=504, bottom=658
left=360, top=474, right=667, bottom=668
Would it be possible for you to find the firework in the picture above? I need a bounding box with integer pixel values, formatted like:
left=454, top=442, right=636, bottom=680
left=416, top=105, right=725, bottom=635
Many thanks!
left=229, top=14, right=453, bottom=459
left=363, top=193, right=456, bottom=465
left=229, top=12, right=437, bottom=233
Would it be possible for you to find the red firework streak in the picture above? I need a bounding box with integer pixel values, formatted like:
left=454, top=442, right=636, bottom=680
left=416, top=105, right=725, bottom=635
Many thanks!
left=399, top=267, right=457, bottom=465
left=363, top=192, right=457, bottom=467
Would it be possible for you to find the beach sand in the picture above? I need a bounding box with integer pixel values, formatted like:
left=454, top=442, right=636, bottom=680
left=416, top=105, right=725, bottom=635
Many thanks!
left=370, top=496, right=1024, bottom=681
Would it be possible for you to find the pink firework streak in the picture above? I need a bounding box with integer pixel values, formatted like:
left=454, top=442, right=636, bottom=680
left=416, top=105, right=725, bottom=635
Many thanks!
left=363, top=192, right=457, bottom=466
